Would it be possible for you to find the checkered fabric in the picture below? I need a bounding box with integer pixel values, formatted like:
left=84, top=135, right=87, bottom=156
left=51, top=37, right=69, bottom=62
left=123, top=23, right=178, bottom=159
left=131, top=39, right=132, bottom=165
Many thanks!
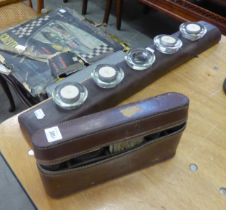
left=78, top=44, right=114, bottom=60
left=11, top=15, right=50, bottom=38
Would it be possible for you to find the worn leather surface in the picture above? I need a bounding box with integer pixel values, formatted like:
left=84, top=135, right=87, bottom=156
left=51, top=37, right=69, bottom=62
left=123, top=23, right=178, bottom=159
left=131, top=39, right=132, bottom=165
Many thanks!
left=36, top=92, right=189, bottom=197
left=18, top=21, right=221, bottom=138
left=38, top=129, right=184, bottom=198
left=32, top=92, right=189, bottom=165
left=205, top=0, right=226, bottom=7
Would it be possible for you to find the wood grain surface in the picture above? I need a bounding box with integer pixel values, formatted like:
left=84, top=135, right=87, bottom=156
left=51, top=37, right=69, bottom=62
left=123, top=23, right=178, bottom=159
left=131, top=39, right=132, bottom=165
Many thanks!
left=0, top=36, right=226, bottom=210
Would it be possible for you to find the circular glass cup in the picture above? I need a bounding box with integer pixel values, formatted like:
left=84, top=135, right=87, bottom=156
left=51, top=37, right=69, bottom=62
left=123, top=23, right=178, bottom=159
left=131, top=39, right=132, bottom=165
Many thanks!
left=91, top=64, right=124, bottom=88
left=154, top=35, right=183, bottom=54
left=52, top=82, right=88, bottom=110
left=125, top=48, right=156, bottom=70
left=179, top=22, right=207, bottom=41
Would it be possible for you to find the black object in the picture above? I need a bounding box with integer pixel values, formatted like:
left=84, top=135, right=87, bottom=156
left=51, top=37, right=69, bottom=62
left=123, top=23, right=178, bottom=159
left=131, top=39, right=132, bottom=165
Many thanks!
left=0, top=74, right=15, bottom=112
left=82, top=0, right=88, bottom=15
left=48, top=52, right=83, bottom=78
left=223, top=78, right=226, bottom=94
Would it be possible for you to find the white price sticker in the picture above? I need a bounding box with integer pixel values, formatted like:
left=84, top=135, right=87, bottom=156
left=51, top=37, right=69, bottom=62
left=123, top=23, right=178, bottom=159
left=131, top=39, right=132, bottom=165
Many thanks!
left=45, top=126, right=62, bottom=143
left=34, top=109, right=45, bottom=119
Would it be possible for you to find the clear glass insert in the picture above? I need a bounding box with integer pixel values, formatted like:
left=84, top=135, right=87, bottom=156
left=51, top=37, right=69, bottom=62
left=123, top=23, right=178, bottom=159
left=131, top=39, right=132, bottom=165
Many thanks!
left=154, top=35, right=182, bottom=54
left=179, top=22, right=207, bottom=41
left=125, top=48, right=156, bottom=71
left=91, top=64, right=124, bottom=88
left=52, top=82, right=88, bottom=110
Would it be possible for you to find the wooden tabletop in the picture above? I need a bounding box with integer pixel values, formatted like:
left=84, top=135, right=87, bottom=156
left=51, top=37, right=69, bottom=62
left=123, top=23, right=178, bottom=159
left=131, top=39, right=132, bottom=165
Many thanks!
left=1, top=36, right=226, bottom=210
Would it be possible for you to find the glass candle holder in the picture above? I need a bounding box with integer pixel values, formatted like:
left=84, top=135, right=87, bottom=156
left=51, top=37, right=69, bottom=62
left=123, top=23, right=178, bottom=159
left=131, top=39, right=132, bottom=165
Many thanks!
left=125, top=48, right=156, bottom=71
left=180, top=22, right=207, bottom=41
left=91, top=64, right=124, bottom=88
left=52, top=82, right=88, bottom=110
left=154, top=35, right=182, bottom=54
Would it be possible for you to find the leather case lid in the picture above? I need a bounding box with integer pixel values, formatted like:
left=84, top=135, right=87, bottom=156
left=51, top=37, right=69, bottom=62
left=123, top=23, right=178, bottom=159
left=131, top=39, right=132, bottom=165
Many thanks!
left=32, top=92, right=189, bottom=165
left=18, top=21, right=221, bottom=137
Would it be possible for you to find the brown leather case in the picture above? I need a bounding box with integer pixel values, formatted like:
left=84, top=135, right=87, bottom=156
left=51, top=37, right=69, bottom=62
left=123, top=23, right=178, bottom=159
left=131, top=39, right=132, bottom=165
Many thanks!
left=206, top=0, right=226, bottom=7
left=33, top=92, right=189, bottom=197
left=18, top=21, right=220, bottom=138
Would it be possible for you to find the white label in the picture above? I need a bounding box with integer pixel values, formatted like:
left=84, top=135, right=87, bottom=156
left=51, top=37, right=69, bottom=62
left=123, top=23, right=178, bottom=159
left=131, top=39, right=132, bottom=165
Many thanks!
left=15, top=45, right=26, bottom=53
left=59, top=9, right=66, bottom=13
left=45, top=126, right=62, bottom=143
left=34, top=109, right=45, bottom=119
